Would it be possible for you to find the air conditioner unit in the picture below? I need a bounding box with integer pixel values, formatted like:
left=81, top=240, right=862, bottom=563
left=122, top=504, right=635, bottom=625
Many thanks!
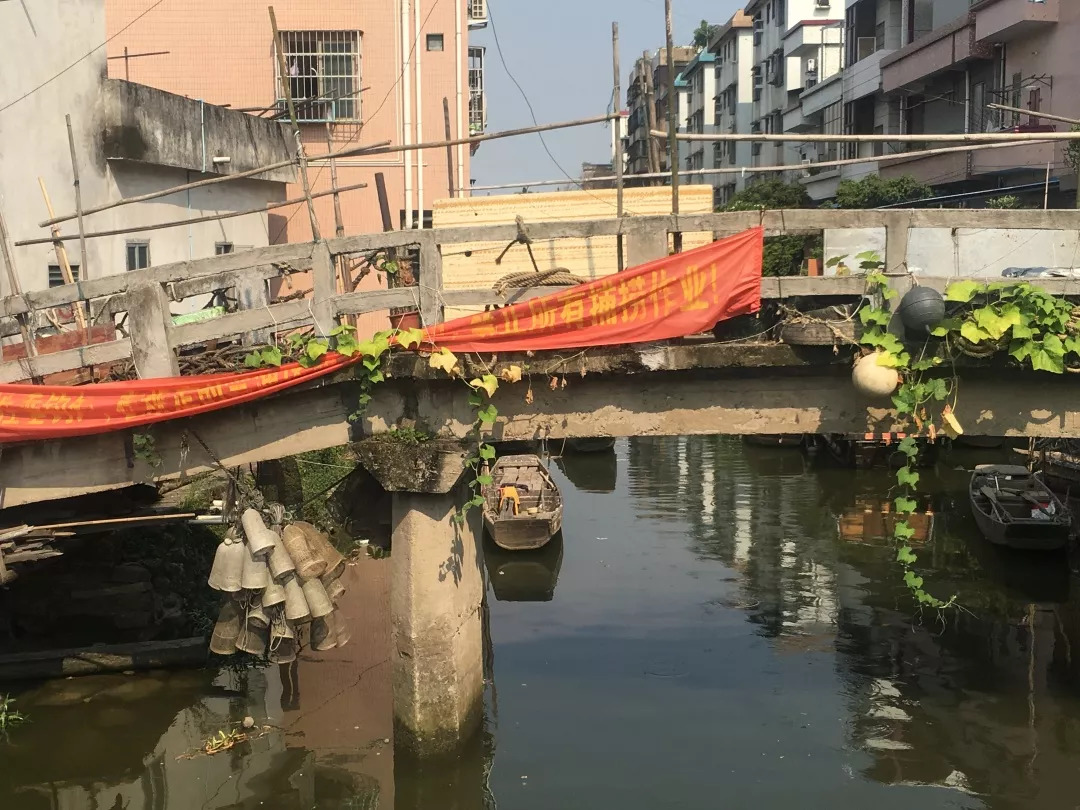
left=801, top=157, right=813, bottom=178
left=857, top=36, right=876, bottom=61
left=814, top=0, right=830, bottom=8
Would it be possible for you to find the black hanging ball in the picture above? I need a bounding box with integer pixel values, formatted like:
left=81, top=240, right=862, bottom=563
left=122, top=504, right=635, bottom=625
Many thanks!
left=897, top=285, right=946, bottom=335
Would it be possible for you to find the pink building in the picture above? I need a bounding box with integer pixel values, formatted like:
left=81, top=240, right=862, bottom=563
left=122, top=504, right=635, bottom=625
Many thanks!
left=877, top=0, right=1075, bottom=198
left=106, top=0, right=490, bottom=240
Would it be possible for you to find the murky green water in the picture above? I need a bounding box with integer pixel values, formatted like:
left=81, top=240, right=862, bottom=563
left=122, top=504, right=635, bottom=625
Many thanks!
left=4, top=437, right=1080, bottom=809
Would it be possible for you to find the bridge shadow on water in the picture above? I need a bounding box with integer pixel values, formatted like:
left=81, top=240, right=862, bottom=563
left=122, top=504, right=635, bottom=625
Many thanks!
left=6, top=437, right=1080, bottom=808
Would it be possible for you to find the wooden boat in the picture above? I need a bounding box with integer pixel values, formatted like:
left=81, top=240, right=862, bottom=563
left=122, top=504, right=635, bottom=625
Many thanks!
left=742, top=434, right=809, bottom=449
left=969, top=464, right=1072, bottom=550
left=485, top=534, right=564, bottom=602
left=483, top=455, right=563, bottom=551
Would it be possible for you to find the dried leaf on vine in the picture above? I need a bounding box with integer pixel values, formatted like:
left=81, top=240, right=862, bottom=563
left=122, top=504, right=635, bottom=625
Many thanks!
left=500, top=365, right=523, bottom=383
left=469, top=374, right=500, bottom=398
left=941, top=405, right=963, bottom=438
left=429, top=348, right=459, bottom=375
left=549, top=376, right=559, bottom=391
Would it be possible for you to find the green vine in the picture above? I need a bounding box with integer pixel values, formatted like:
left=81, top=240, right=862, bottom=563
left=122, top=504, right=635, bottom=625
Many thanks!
left=841, top=250, right=1080, bottom=612
left=132, top=431, right=162, bottom=468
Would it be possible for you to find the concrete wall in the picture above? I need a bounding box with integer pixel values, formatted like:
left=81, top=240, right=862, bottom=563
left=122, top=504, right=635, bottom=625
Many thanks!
left=825, top=227, right=1080, bottom=277
left=106, top=0, right=478, bottom=239
left=0, top=0, right=289, bottom=306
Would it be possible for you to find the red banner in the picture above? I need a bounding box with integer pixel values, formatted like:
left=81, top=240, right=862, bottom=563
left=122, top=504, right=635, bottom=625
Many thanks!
left=422, top=227, right=763, bottom=352
left=0, top=354, right=358, bottom=443
left=0, top=228, right=763, bottom=444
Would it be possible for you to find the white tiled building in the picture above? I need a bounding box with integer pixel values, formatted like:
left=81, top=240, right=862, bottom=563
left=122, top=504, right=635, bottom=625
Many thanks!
left=708, top=12, right=755, bottom=206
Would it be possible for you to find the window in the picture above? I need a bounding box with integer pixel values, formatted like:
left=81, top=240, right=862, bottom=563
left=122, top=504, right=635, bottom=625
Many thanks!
left=278, top=31, right=361, bottom=122
left=127, top=241, right=150, bottom=271
left=426, top=34, right=444, bottom=52
left=215, top=242, right=234, bottom=255
left=48, top=264, right=79, bottom=288
left=776, top=1, right=786, bottom=27
left=822, top=101, right=842, bottom=162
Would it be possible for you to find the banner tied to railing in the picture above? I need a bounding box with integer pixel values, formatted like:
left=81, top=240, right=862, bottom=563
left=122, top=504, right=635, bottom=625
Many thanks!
left=424, top=226, right=763, bottom=352
left=0, top=227, right=763, bottom=443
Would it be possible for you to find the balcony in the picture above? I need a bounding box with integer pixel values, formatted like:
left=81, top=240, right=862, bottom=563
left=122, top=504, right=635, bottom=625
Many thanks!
left=783, top=20, right=842, bottom=58
left=881, top=14, right=992, bottom=93
left=468, top=46, right=486, bottom=136
left=973, top=0, right=1057, bottom=43
left=879, top=149, right=968, bottom=186
left=468, top=0, right=488, bottom=29
left=843, top=47, right=891, bottom=102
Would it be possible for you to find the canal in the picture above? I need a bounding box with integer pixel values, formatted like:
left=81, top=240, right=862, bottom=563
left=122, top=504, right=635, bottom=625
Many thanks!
left=3, top=436, right=1080, bottom=809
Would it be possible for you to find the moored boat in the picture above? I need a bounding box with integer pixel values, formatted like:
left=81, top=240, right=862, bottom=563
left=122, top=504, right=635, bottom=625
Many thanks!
left=969, top=464, right=1072, bottom=550
left=565, top=437, right=617, bottom=453
left=483, top=455, right=563, bottom=551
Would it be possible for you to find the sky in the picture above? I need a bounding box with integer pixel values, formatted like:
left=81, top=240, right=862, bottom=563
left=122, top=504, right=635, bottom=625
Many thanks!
left=470, top=0, right=743, bottom=191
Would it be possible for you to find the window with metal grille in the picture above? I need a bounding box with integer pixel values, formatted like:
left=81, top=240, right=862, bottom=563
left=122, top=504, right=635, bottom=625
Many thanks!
left=48, top=264, right=79, bottom=288
left=127, top=241, right=150, bottom=271
left=277, top=31, right=361, bottom=123
left=215, top=242, right=234, bottom=255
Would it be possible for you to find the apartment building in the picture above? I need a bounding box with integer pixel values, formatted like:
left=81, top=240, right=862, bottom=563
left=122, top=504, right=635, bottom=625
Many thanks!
left=708, top=12, right=755, bottom=206
left=745, top=0, right=846, bottom=180
left=876, top=0, right=1073, bottom=199
left=625, top=46, right=697, bottom=180
left=105, top=0, right=490, bottom=239
left=681, top=50, right=718, bottom=189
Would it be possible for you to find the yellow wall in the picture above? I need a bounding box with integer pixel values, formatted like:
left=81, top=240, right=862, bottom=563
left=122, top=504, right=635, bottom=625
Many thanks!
left=433, top=187, right=715, bottom=319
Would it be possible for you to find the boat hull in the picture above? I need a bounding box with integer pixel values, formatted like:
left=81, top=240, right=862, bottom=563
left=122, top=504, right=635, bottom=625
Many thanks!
left=972, top=508, right=1070, bottom=551
left=483, top=515, right=562, bottom=551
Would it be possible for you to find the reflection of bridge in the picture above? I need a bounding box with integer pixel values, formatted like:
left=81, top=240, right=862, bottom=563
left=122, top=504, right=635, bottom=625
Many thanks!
left=6, top=209, right=1080, bottom=758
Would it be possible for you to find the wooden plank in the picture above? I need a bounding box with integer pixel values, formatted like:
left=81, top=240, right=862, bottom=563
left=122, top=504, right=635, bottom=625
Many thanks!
left=334, top=288, right=420, bottom=316
left=0, top=338, right=131, bottom=383
left=0, top=242, right=315, bottom=317
left=170, top=299, right=313, bottom=348
left=0, top=637, right=207, bottom=681
left=168, top=263, right=291, bottom=302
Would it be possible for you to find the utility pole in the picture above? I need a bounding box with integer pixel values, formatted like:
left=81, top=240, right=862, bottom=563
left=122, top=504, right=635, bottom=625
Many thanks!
left=664, top=0, right=681, bottom=249
left=613, top=22, right=624, bottom=270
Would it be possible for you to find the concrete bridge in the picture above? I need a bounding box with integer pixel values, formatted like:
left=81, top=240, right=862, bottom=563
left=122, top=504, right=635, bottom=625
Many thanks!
left=4, top=207, right=1080, bottom=756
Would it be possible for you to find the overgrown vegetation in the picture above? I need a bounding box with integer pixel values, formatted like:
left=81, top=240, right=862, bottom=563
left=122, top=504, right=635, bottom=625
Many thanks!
left=844, top=249, right=1080, bottom=611
left=832, top=175, right=931, bottom=209
left=724, top=180, right=816, bottom=277
left=985, top=194, right=1025, bottom=210
left=693, top=20, right=721, bottom=50
left=0, top=694, right=27, bottom=734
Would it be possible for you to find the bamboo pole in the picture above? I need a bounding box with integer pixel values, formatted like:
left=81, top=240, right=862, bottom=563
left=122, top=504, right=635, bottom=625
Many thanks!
left=613, top=21, right=624, bottom=271
left=65, top=114, right=89, bottom=283
left=0, top=205, right=37, bottom=359
left=15, top=182, right=368, bottom=247
left=41, top=114, right=617, bottom=230
left=443, top=97, right=456, bottom=198
left=37, top=179, right=87, bottom=329
left=664, top=0, right=680, bottom=235
left=325, top=125, right=345, bottom=239
left=987, top=103, right=1080, bottom=128
left=269, top=5, right=321, bottom=242
left=655, top=129, right=1080, bottom=143
left=467, top=137, right=1058, bottom=191
left=643, top=51, right=661, bottom=178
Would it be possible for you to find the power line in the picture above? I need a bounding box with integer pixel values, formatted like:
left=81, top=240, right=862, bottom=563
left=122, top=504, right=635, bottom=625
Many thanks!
left=0, top=0, right=171, bottom=116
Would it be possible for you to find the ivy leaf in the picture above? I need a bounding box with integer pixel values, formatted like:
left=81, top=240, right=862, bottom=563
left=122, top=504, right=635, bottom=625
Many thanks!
left=476, top=404, right=498, bottom=425
left=826, top=255, right=846, bottom=268
left=903, top=571, right=925, bottom=590
left=1010, top=339, right=1034, bottom=363
left=1065, top=337, right=1080, bottom=356
left=287, top=332, right=307, bottom=349
left=945, top=280, right=981, bottom=303
left=1029, top=344, right=1065, bottom=374
left=330, top=324, right=356, bottom=336
left=397, top=327, right=425, bottom=350
left=467, top=392, right=484, bottom=408
left=858, top=306, right=890, bottom=328
left=895, top=496, right=918, bottom=514
left=1012, top=317, right=1035, bottom=340
left=924, top=378, right=948, bottom=402
left=244, top=352, right=263, bottom=369
left=367, top=369, right=385, bottom=384
left=876, top=351, right=907, bottom=369
left=476, top=473, right=494, bottom=486
left=929, top=316, right=962, bottom=338
left=335, top=333, right=360, bottom=357
left=893, top=522, right=916, bottom=541
left=896, top=546, right=918, bottom=564
left=974, top=305, right=1020, bottom=339
left=892, top=393, right=914, bottom=415
left=469, top=494, right=486, bottom=508
left=896, top=466, right=921, bottom=488
left=960, top=320, right=995, bottom=344
left=499, top=364, right=524, bottom=383
left=478, top=444, right=497, bottom=461
left=297, top=354, right=316, bottom=368
left=261, top=346, right=283, bottom=367
left=897, top=437, right=919, bottom=458
left=856, top=250, right=881, bottom=262
left=306, top=340, right=329, bottom=362
left=864, top=331, right=905, bottom=355
left=429, top=347, right=459, bottom=375
left=469, top=374, right=500, bottom=398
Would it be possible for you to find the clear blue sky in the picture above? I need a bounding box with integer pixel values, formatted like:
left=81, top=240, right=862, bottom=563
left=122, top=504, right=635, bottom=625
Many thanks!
left=470, top=0, right=743, bottom=189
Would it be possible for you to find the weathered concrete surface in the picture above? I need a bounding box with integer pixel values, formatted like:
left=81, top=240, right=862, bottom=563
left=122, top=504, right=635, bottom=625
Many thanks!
left=390, top=487, right=484, bottom=757
left=4, top=342, right=1080, bottom=508
left=102, top=79, right=295, bottom=182
left=355, top=438, right=470, bottom=494
left=127, top=282, right=180, bottom=378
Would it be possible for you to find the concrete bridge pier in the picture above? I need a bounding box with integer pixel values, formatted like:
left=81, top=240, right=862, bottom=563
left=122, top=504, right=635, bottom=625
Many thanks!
left=357, top=440, right=484, bottom=757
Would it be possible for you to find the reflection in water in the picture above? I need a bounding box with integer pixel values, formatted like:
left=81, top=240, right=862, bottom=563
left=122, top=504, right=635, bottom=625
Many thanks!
left=485, top=535, right=564, bottom=602
left=7, top=438, right=1080, bottom=808
left=553, top=447, right=618, bottom=493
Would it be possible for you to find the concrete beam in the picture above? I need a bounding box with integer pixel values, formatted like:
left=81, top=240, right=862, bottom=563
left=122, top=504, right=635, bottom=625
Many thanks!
left=390, top=486, right=484, bottom=756
left=4, top=343, right=1080, bottom=508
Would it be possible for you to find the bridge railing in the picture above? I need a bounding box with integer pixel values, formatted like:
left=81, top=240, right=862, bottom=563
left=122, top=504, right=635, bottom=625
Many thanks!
left=3, top=208, right=1080, bottom=384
